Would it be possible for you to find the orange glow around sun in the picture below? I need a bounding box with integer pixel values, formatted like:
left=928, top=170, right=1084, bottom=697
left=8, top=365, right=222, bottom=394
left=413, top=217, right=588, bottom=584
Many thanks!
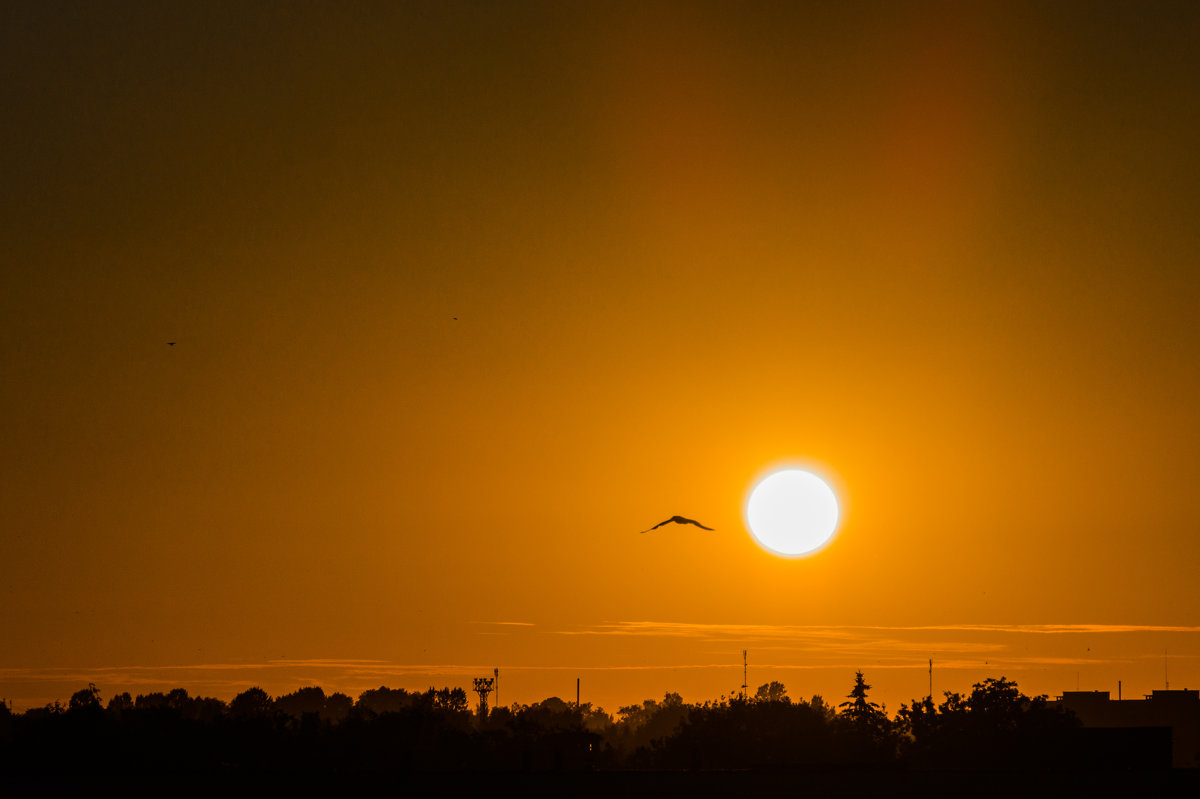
left=745, top=469, right=841, bottom=557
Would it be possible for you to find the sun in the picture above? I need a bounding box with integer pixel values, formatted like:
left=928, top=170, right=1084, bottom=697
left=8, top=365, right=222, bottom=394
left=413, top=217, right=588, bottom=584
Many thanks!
left=745, top=469, right=841, bottom=557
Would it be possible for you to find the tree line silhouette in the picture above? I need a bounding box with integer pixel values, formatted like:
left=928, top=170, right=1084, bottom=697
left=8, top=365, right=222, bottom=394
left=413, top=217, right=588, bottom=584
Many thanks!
left=0, top=672, right=1157, bottom=774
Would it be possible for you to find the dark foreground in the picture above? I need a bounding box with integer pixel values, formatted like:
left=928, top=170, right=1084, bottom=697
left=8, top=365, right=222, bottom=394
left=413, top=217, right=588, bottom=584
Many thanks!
left=11, top=769, right=1200, bottom=798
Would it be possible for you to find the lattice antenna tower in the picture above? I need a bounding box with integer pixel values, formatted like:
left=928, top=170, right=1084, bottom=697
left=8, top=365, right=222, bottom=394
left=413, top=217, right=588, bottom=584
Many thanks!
left=472, top=677, right=494, bottom=716
left=742, top=650, right=748, bottom=700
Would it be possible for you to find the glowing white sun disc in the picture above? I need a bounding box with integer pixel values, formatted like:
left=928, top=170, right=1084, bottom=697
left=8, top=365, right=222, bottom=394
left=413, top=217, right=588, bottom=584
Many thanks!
left=745, top=469, right=840, bottom=556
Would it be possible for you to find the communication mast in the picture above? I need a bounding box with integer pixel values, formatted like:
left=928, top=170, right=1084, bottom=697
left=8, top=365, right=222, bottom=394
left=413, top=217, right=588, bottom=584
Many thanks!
left=742, top=650, right=748, bottom=700
left=472, top=677, right=494, bottom=716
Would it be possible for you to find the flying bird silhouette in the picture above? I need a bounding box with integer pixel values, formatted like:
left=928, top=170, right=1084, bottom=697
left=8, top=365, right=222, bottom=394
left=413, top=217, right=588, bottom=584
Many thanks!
left=639, top=515, right=714, bottom=534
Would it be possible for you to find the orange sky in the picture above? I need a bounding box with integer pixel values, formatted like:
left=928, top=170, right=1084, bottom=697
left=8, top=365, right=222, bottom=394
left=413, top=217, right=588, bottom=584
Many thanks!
left=4, top=1, right=1200, bottom=714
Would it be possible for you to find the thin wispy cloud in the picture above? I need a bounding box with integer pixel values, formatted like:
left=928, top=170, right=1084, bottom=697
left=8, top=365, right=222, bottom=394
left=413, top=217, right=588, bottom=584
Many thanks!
left=556, top=622, right=858, bottom=641
left=266, top=659, right=390, bottom=666
left=729, top=639, right=1006, bottom=656
left=878, top=624, right=1200, bottom=635
left=544, top=621, right=1200, bottom=675
left=555, top=621, right=1200, bottom=638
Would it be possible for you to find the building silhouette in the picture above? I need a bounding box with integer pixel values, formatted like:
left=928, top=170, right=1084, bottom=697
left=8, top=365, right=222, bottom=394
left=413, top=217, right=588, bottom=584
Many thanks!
left=1056, top=689, right=1200, bottom=768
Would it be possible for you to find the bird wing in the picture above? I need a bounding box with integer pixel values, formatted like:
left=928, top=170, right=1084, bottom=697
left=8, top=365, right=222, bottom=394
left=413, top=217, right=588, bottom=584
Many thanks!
left=640, top=516, right=714, bottom=533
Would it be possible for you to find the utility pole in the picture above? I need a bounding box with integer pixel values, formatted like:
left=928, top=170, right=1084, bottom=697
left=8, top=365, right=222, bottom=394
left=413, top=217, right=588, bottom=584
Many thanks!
left=929, top=659, right=933, bottom=701
left=576, top=678, right=580, bottom=708
left=494, top=668, right=499, bottom=708
left=742, top=650, right=748, bottom=701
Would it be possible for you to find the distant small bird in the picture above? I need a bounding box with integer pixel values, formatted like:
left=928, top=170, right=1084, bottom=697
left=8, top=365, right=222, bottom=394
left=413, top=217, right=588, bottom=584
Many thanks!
left=167, top=342, right=175, bottom=346
left=640, top=515, right=714, bottom=534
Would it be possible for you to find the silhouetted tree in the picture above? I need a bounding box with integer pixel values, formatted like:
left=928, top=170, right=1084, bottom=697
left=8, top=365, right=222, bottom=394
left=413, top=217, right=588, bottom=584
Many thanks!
left=135, top=692, right=167, bottom=711
left=578, top=702, right=613, bottom=735
left=838, top=671, right=882, bottom=725
left=21, top=700, right=66, bottom=720
left=276, top=686, right=326, bottom=720
left=433, top=687, right=469, bottom=713
left=323, top=691, right=353, bottom=723
left=808, top=694, right=835, bottom=722
left=836, top=671, right=895, bottom=762
left=754, top=681, right=789, bottom=703
left=356, top=686, right=414, bottom=716
left=613, top=692, right=688, bottom=758
left=229, top=686, right=273, bottom=719
left=165, top=687, right=193, bottom=716
left=517, top=696, right=576, bottom=730
left=106, top=692, right=133, bottom=714
left=896, top=676, right=1080, bottom=769
left=967, top=677, right=1024, bottom=722
left=190, top=696, right=227, bottom=723
left=503, top=696, right=603, bottom=770
left=647, top=688, right=841, bottom=769
left=68, top=684, right=101, bottom=714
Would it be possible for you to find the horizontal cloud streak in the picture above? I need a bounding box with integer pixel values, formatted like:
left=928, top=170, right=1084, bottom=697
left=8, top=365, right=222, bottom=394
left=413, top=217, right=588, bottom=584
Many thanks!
left=556, top=621, right=1200, bottom=638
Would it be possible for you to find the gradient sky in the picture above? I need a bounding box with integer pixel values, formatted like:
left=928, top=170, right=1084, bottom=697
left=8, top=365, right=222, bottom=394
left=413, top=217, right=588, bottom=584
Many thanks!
left=4, top=1, right=1200, bottom=713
